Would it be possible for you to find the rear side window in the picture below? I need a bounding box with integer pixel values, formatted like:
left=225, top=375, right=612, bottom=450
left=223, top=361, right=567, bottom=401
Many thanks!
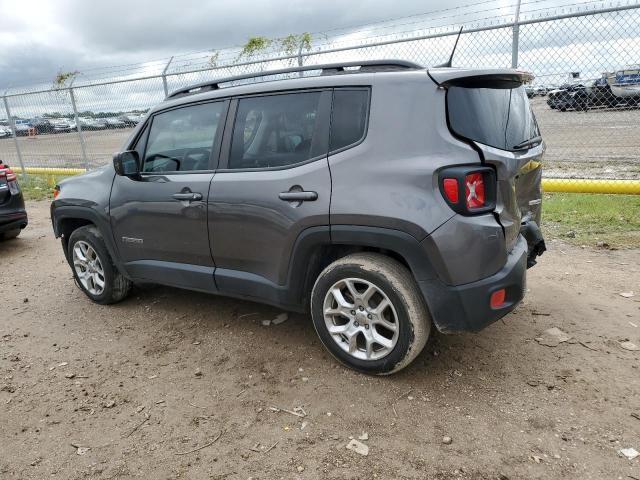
left=143, top=102, right=225, bottom=173
left=330, top=89, right=369, bottom=152
left=447, top=85, right=539, bottom=151
left=229, top=92, right=323, bottom=169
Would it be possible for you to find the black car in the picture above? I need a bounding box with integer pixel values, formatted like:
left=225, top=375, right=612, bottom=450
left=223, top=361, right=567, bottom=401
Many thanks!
left=0, top=162, right=28, bottom=240
left=547, top=83, right=589, bottom=110
left=547, top=78, right=617, bottom=111
left=29, top=117, right=54, bottom=134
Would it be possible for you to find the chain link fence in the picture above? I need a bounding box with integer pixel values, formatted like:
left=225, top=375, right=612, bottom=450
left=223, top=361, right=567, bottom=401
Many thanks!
left=1, top=1, right=639, bottom=192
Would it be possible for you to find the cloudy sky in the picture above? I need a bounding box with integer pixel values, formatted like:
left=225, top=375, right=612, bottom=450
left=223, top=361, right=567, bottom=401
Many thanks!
left=1, top=0, right=636, bottom=106
left=0, top=0, right=528, bottom=89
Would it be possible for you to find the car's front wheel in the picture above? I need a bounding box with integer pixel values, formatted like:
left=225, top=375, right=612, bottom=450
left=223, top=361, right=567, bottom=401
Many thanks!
left=67, top=226, right=131, bottom=305
left=311, top=253, right=431, bottom=375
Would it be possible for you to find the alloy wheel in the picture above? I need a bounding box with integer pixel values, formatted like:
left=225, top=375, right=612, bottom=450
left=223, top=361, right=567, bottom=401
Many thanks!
left=322, top=277, right=399, bottom=361
left=72, top=240, right=106, bottom=296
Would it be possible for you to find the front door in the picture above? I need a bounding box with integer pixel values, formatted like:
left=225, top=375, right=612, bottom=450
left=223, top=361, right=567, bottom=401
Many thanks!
left=110, top=100, right=228, bottom=291
left=209, top=91, right=332, bottom=299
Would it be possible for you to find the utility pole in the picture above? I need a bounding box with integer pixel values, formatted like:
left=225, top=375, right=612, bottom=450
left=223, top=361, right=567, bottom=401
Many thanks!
left=2, top=93, right=26, bottom=176
left=512, top=0, right=522, bottom=68
left=162, top=57, right=174, bottom=97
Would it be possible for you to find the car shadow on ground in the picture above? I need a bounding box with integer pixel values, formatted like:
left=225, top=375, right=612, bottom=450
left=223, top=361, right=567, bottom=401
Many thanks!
left=106, top=282, right=520, bottom=386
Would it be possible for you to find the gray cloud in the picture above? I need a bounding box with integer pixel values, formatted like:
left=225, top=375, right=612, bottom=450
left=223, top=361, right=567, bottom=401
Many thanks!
left=1, top=0, right=476, bottom=89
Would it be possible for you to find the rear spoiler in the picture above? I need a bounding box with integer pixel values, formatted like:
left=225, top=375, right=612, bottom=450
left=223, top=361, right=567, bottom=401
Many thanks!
left=428, top=68, right=534, bottom=88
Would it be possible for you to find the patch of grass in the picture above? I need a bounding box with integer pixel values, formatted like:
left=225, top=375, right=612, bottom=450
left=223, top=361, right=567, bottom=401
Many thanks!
left=542, top=192, right=640, bottom=248
left=18, top=174, right=69, bottom=201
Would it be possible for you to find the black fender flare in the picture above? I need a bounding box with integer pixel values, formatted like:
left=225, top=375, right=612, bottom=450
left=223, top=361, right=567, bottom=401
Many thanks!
left=51, top=204, right=129, bottom=279
left=329, top=225, right=438, bottom=281
left=282, top=224, right=440, bottom=310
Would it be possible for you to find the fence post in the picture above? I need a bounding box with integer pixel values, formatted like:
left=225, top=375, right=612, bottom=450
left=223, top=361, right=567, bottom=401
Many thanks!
left=162, top=56, right=174, bottom=97
left=68, top=86, right=89, bottom=171
left=2, top=93, right=27, bottom=177
left=297, top=41, right=305, bottom=77
left=511, top=0, right=522, bottom=68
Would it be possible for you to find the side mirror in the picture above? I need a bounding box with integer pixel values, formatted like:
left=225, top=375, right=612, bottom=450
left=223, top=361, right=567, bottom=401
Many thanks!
left=113, top=151, right=140, bottom=177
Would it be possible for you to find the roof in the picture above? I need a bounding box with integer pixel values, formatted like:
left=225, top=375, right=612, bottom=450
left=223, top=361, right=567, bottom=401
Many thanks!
left=166, top=60, right=424, bottom=100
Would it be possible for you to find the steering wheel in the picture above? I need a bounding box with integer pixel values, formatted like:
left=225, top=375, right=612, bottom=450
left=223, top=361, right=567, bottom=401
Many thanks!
left=182, top=148, right=211, bottom=170
left=148, top=153, right=181, bottom=171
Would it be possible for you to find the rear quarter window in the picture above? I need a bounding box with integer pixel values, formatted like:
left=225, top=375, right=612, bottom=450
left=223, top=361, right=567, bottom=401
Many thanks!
left=330, top=89, right=370, bottom=152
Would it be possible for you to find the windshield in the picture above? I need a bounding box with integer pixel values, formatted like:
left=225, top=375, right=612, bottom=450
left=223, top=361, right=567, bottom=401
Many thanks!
left=447, top=85, right=540, bottom=151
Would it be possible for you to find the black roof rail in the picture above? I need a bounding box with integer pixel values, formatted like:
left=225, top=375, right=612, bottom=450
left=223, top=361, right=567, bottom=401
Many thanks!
left=166, top=60, right=423, bottom=99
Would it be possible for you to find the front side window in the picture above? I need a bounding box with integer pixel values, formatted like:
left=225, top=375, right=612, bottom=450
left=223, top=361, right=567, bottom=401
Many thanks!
left=229, top=92, right=323, bottom=169
left=447, top=85, right=540, bottom=151
left=143, top=102, right=225, bottom=173
left=330, top=89, right=369, bottom=152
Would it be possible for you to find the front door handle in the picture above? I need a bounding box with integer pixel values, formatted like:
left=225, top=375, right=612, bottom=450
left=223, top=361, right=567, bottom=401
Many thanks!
left=172, top=192, right=203, bottom=201
left=278, top=191, right=318, bottom=202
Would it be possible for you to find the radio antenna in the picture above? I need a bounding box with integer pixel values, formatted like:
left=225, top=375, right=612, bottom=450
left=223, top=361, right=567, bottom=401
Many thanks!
left=435, top=27, right=463, bottom=68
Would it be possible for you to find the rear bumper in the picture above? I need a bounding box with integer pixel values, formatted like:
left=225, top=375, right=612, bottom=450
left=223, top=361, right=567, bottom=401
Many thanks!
left=419, top=234, right=528, bottom=333
left=0, top=211, right=28, bottom=233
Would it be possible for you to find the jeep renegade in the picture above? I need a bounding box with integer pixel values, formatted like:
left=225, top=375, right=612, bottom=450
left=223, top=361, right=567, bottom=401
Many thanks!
left=51, top=60, right=546, bottom=374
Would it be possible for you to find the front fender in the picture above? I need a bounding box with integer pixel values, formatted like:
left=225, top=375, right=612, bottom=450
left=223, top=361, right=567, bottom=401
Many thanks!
left=51, top=204, right=129, bottom=279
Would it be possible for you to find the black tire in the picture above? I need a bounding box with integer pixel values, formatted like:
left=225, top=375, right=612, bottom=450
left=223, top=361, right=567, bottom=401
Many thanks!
left=0, top=229, right=21, bottom=240
left=310, top=253, right=431, bottom=375
left=67, top=225, right=131, bottom=305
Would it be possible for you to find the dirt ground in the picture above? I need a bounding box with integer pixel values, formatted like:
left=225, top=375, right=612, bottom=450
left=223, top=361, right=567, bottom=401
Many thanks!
left=1, top=201, right=639, bottom=480
left=1, top=97, right=639, bottom=179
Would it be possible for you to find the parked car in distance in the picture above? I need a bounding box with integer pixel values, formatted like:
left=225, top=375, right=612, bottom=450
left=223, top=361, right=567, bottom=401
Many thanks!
left=533, top=85, right=549, bottom=96
left=547, top=83, right=587, bottom=110
left=118, top=114, right=142, bottom=127
left=51, top=60, right=546, bottom=375
left=73, top=117, right=107, bottom=130
left=29, top=117, right=53, bottom=134
left=51, top=119, right=74, bottom=133
left=97, top=117, right=127, bottom=129
left=0, top=125, right=12, bottom=138
left=548, top=78, right=617, bottom=110
left=0, top=162, right=27, bottom=240
left=13, top=120, right=31, bottom=136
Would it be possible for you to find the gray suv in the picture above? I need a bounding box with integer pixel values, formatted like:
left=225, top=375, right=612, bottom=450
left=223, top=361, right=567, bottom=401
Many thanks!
left=51, top=61, right=546, bottom=374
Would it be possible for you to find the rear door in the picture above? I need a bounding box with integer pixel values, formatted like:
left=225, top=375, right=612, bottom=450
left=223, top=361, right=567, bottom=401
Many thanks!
left=109, top=100, right=228, bottom=290
left=442, top=74, right=543, bottom=251
left=209, top=90, right=332, bottom=295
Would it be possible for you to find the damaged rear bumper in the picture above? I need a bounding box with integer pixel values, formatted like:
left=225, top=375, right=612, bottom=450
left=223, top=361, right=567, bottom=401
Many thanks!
left=418, top=234, right=529, bottom=333
left=520, top=220, right=546, bottom=268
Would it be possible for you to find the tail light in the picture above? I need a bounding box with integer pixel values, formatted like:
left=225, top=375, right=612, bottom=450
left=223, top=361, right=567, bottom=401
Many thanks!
left=0, top=164, right=16, bottom=182
left=439, top=166, right=496, bottom=215
left=464, top=172, right=485, bottom=209
left=490, top=289, right=506, bottom=308
left=53, top=185, right=60, bottom=199
left=442, top=178, right=459, bottom=203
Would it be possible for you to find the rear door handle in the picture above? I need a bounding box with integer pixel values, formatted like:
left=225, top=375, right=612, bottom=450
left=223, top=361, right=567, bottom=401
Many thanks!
left=172, top=192, right=203, bottom=201
left=278, top=191, right=318, bottom=202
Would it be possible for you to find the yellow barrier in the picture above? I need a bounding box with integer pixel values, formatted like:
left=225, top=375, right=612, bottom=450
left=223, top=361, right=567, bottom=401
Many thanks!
left=16, top=168, right=640, bottom=195
left=542, top=178, right=640, bottom=195
left=20, top=167, right=87, bottom=176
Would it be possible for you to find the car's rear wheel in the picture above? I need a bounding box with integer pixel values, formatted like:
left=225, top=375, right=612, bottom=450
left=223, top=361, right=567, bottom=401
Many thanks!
left=67, top=226, right=131, bottom=304
left=1, top=229, right=21, bottom=240
left=311, top=253, right=431, bottom=375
